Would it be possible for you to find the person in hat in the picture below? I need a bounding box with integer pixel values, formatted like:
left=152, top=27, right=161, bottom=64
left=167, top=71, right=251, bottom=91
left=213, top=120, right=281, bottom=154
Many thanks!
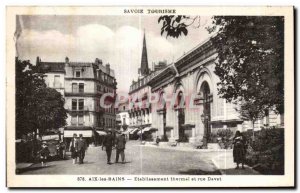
left=102, top=130, right=115, bottom=164
left=76, top=134, right=87, bottom=164
left=233, top=130, right=247, bottom=169
left=115, top=133, right=126, bottom=164
left=39, top=142, right=50, bottom=167
left=69, top=133, right=78, bottom=164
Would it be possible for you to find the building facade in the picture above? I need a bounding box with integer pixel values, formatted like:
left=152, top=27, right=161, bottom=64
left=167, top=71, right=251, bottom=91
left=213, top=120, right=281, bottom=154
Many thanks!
left=127, top=33, right=167, bottom=139
left=117, top=101, right=130, bottom=130
left=37, top=57, right=117, bottom=143
left=147, top=38, right=284, bottom=144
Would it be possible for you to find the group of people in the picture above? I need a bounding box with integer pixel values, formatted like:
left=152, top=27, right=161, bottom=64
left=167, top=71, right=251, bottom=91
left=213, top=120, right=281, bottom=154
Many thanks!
left=69, top=130, right=127, bottom=165
left=39, top=129, right=246, bottom=169
left=69, top=134, right=87, bottom=164
left=102, top=130, right=127, bottom=164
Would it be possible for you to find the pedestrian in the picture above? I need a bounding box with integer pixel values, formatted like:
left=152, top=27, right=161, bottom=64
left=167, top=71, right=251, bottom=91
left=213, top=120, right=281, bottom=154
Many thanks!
left=76, top=134, right=87, bottom=164
left=115, top=133, right=126, bottom=164
left=102, top=130, right=115, bottom=164
left=39, top=142, right=50, bottom=167
left=233, top=130, right=247, bottom=169
left=69, top=133, right=78, bottom=164
left=155, top=136, right=160, bottom=146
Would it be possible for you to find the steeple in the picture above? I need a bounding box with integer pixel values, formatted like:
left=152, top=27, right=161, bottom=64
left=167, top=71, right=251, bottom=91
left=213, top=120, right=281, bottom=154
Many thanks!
left=140, top=31, right=150, bottom=76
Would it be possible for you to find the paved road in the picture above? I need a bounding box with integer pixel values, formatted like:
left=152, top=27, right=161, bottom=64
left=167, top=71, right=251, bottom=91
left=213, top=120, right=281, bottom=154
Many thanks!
left=20, top=141, right=221, bottom=175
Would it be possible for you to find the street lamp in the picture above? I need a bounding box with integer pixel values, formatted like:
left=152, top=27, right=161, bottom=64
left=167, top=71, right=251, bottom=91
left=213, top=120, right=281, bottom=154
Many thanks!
left=137, top=117, right=142, bottom=143
left=201, top=113, right=209, bottom=149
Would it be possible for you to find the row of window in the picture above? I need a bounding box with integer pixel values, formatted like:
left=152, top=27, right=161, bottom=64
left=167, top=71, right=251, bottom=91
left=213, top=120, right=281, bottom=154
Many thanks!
left=71, top=115, right=116, bottom=127
left=72, top=83, right=84, bottom=93
left=72, top=99, right=84, bottom=110
left=71, top=115, right=84, bottom=126
left=96, top=84, right=114, bottom=93
left=71, top=98, right=116, bottom=114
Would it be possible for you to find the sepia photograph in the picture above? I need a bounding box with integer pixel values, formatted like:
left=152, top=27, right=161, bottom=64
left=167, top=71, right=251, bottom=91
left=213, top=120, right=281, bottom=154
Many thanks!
left=6, top=6, right=294, bottom=187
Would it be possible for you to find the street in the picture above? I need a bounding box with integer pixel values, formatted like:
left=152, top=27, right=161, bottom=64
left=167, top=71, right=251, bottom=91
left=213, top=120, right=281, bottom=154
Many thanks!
left=20, top=140, right=222, bottom=175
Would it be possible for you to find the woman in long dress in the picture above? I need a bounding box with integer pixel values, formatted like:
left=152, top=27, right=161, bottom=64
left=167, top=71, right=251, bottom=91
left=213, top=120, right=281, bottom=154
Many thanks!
left=233, top=131, right=246, bottom=169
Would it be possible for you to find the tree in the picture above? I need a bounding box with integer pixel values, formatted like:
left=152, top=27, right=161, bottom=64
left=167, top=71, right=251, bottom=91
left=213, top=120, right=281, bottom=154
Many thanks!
left=158, top=16, right=284, bottom=114
left=236, top=100, right=265, bottom=140
left=158, top=15, right=201, bottom=38
left=15, top=58, right=67, bottom=138
left=208, top=16, right=284, bottom=114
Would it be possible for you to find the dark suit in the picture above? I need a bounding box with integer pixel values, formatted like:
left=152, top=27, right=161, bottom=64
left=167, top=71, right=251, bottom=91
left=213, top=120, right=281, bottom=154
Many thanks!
left=102, top=134, right=114, bottom=163
left=69, top=138, right=77, bottom=159
left=115, top=135, right=126, bottom=163
left=76, top=138, right=87, bottom=164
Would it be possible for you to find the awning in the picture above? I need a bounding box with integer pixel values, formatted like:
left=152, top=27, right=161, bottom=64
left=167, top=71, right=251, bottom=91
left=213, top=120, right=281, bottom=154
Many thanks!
left=129, top=128, right=139, bottom=134
left=42, top=134, right=60, bottom=140
left=149, top=127, right=158, bottom=131
left=143, top=127, right=151, bottom=132
left=64, top=130, right=93, bottom=138
left=96, top=130, right=107, bottom=136
left=181, top=124, right=195, bottom=129
left=65, top=126, right=92, bottom=130
left=165, top=126, right=174, bottom=130
left=137, top=127, right=151, bottom=135
left=123, top=128, right=134, bottom=134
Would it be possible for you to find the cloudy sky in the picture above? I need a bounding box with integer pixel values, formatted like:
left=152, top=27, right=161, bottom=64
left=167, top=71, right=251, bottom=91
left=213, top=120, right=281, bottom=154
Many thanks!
left=17, top=15, right=212, bottom=93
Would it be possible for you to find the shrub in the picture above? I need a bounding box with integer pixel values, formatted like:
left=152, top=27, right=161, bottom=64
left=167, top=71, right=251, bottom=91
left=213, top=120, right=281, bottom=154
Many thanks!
left=209, top=132, right=219, bottom=143
left=178, top=134, right=189, bottom=142
left=160, top=135, right=169, bottom=142
left=217, top=129, right=234, bottom=149
left=243, top=127, right=284, bottom=175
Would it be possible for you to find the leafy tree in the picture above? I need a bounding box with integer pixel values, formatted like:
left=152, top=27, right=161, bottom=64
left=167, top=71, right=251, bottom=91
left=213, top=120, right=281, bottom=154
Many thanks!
left=158, top=16, right=284, bottom=115
left=208, top=16, right=284, bottom=114
left=236, top=100, right=265, bottom=140
left=158, top=15, right=201, bottom=38
left=15, top=58, right=67, bottom=138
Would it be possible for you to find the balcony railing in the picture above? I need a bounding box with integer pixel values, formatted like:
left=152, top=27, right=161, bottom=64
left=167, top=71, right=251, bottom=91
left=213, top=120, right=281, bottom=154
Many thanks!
left=68, top=106, right=90, bottom=112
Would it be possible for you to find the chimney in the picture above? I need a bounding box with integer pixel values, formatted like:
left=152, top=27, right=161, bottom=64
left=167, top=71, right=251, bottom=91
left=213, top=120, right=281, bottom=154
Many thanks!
left=106, top=63, right=110, bottom=74
left=36, top=56, right=40, bottom=66
left=65, top=57, right=69, bottom=63
left=95, top=58, right=103, bottom=68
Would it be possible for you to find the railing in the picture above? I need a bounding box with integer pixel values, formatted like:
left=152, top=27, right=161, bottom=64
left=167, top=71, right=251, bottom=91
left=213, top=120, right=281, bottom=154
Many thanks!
left=68, top=106, right=90, bottom=111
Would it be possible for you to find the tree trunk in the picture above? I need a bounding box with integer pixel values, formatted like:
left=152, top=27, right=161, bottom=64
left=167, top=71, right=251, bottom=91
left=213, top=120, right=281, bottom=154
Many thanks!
left=252, top=120, right=255, bottom=142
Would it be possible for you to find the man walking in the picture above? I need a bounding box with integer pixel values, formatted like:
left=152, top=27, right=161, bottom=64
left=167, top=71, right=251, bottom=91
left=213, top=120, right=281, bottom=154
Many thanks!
left=76, top=134, right=87, bottom=164
left=69, top=133, right=78, bottom=164
left=102, top=130, right=114, bottom=164
left=115, top=133, right=126, bottom=164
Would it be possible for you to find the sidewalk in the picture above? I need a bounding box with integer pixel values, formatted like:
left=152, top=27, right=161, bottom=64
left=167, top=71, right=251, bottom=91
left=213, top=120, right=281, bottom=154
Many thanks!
left=16, top=163, right=35, bottom=174
left=138, top=142, right=229, bottom=153
left=139, top=142, right=260, bottom=175
left=212, top=150, right=260, bottom=175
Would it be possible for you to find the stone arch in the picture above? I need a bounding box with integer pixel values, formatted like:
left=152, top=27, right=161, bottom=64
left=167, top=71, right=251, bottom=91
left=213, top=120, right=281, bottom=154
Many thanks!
left=195, top=67, right=214, bottom=96
left=173, top=82, right=185, bottom=108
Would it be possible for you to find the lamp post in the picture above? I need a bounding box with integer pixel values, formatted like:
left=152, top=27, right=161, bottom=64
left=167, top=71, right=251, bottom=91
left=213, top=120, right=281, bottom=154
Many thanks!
left=137, top=117, right=142, bottom=143
left=200, top=91, right=210, bottom=149
left=201, top=114, right=208, bottom=149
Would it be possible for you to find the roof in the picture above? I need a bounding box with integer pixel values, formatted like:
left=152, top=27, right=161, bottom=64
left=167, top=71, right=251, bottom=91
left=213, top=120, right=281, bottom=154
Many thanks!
left=38, top=62, right=65, bottom=73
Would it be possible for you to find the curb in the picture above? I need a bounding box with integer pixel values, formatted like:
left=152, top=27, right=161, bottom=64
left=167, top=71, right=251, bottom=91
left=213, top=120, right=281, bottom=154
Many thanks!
left=137, top=143, right=231, bottom=153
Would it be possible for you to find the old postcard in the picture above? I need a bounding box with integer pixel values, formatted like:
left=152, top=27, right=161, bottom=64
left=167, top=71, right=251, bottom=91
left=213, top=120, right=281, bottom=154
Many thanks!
left=6, top=6, right=294, bottom=187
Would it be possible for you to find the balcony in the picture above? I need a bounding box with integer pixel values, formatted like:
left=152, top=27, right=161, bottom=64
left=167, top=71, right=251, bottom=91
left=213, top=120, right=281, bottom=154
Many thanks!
left=67, top=106, right=90, bottom=112
left=65, top=92, right=101, bottom=97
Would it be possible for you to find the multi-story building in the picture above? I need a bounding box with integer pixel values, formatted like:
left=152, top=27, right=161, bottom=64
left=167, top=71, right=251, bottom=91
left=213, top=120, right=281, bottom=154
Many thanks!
left=36, top=57, right=117, bottom=144
left=147, top=37, right=284, bottom=145
left=127, top=33, right=167, bottom=139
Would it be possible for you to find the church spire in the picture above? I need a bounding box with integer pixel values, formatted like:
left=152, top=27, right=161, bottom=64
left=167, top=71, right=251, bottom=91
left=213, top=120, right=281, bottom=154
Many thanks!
left=140, top=30, right=150, bottom=76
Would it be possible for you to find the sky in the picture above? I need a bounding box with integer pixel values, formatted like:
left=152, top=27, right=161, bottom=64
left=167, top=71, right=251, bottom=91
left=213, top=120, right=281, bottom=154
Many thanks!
left=17, top=15, right=212, bottom=93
